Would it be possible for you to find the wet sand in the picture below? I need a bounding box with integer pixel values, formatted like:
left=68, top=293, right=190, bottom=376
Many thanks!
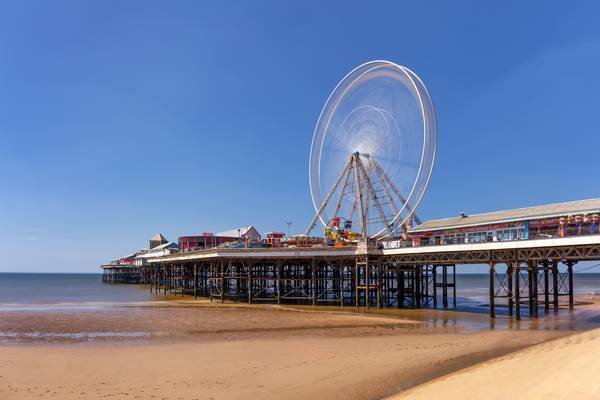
left=0, top=299, right=598, bottom=400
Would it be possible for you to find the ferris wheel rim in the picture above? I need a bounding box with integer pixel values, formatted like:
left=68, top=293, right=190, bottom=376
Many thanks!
left=308, top=60, right=437, bottom=239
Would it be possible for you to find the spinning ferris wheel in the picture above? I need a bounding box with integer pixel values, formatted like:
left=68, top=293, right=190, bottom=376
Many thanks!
left=305, top=60, right=437, bottom=239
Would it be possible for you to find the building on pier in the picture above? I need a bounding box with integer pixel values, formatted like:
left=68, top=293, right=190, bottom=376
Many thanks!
left=102, top=233, right=178, bottom=279
left=216, top=226, right=261, bottom=242
left=135, top=241, right=178, bottom=266
left=178, top=226, right=261, bottom=252
left=408, top=198, right=600, bottom=247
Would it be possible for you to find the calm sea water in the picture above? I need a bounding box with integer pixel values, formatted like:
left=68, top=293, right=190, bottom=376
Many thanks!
left=0, top=273, right=159, bottom=310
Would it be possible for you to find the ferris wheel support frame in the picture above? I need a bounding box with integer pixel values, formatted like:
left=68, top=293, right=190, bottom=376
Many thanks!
left=367, top=156, right=423, bottom=227
left=304, top=152, right=420, bottom=239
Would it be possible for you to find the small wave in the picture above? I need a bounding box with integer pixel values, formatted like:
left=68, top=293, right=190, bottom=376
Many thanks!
left=0, top=301, right=162, bottom=312
left=0, top=331, right=149, bottom=339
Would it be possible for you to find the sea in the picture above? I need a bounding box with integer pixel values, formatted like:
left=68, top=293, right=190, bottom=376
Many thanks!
left=0, top=273, right=160, bottom=311
left=1, top=272, right=600, bottom=311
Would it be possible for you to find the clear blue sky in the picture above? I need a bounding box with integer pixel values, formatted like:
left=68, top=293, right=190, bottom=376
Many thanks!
left=1, top=1, right=599, bottom=272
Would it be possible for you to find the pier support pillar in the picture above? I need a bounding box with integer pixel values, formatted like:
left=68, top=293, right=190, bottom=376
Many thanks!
left=567, top=261, right=574, bottom=311
left=193, top=264, right=198, bottom=299
left=527, top=261, right=538, bottom=318
left=507, top=263, right=513, bottom=317
left=532, top=262, right=539, bottom=318
left=248, top=262, right=253, bottom=304
left=552, top=260, right=559, bottom=314
left=415, top=266, right=422, bottom=308
left=452, top=265, right=457, bottom=308
left=443, top=265, right=449, bottom=309
left=220, top=260, right=225, bottom=303
left=432, top=266, right=437, bottom=308
left=543, top=260, right=550, bottom=314
left=365, top=261, right=370, bottom=309
left=398, top=270, right=405, bottom=308
left=376, top=264, right=382, bottom=309
left=181, top=264, right=185, bottom=297
left=276, top=261, right=281, bottom=305
left=489, top=262, right=495, bottom=319
left=514, top=261, right=521, bottom=320
left=339, top=260, right=344, bottom=308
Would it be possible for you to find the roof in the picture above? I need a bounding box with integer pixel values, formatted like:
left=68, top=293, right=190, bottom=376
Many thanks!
left=150, top=241, right=178, bottom=251
left=410, top=198, right=600, bottom=233
left=136, top=242, right=178, bottom=258
left=216, top=226, right=259, bottom=238
left=150, top=232, right=168, bottom=242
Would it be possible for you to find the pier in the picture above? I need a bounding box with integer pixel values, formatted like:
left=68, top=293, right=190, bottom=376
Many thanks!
left=103, top=234, right=600, bottom=318
left=101, top=265, right=142, bottom=284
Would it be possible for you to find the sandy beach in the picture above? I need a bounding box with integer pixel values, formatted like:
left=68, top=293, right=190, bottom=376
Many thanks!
left=391, top=326, right=600, bottom=400
left=1, top=300, right=589, bottom=400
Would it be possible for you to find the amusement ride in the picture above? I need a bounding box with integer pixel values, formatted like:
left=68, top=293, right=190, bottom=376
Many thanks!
left=305, top=60, right=437, bottom=244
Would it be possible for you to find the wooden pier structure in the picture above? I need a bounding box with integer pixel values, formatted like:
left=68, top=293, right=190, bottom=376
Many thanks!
left=102, top=234, right=600, bottom=318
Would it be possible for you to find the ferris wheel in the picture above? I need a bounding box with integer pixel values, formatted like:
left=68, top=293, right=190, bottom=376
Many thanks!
left=305, top=60, right=437, bottom=239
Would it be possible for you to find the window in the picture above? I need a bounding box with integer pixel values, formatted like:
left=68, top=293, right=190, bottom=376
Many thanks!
left=445, top=233, right=466, bottom=244
left=467, top=232, right=487, bottom=243
left=496, top=228, right=525, bottom=241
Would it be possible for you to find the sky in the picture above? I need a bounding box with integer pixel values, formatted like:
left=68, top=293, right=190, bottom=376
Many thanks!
left=1, top=1, right=600, bottom=272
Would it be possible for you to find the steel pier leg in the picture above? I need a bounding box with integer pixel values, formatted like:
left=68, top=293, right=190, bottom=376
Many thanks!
left=399, top=271, right=405, bottom=308
left=355, top=264, right=359, bottom=308
left=568, top=261, right=574, bottom=311
left=528, top=263, right=534, bottom=317
left=194, top=264, right=198, bottom=299
left=507, top=264, right=513, bottom=317
left=311, top=259, right=316, bottom=307
left=489, top=262, right=495, bottom=318
left=543, top=261, right=549, bottom=314
left=514, top=262, right=521, bottom=320
left=248, top=263, right=253, bottom=304
left=532, top=263, right=539, bottom=318
left=432, top=265, right=437, bottom=308
left=415, top=267, right=422, bottom=308
left=443, top=265, right=448, bottom=308
left=552, top=261, right=559, bottom=314
left=452, top=265, right=457, bottom=308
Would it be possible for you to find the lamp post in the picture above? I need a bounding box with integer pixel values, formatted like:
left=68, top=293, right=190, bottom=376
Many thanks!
left=237, top=228, right=241, bottom=241
left=286, top=222, right=292, bottom=238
